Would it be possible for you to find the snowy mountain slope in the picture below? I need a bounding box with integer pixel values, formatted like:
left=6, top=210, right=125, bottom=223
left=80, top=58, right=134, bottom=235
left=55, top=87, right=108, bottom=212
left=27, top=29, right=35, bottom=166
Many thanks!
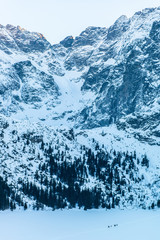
left=0, top=7, right=160, bottom=142
left=0, top=9, right=160, bottom=137
left=0, top=116, right=159, bottom=210
left=0, top=7, right=160, bottom=210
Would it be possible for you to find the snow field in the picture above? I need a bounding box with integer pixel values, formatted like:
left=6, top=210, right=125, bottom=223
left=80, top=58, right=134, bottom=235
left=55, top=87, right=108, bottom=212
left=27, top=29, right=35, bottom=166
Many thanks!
left=0, top=209, right=160, bottom=240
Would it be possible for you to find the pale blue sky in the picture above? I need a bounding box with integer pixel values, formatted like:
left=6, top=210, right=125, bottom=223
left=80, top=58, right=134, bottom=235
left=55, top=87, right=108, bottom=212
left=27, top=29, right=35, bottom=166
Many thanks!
left=0, top=0, right=160, bottom=44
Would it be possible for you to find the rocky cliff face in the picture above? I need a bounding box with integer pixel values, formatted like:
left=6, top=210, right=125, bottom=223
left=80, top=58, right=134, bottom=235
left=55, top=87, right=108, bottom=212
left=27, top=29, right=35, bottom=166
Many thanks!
left=0, top=8, right=160, bottom=143
left=0, top=7, right=160, bottom=210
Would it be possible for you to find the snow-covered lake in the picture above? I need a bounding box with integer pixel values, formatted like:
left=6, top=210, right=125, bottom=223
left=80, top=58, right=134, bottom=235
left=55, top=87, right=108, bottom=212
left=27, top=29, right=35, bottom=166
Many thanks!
left=0, top=209, right=160, bottom=240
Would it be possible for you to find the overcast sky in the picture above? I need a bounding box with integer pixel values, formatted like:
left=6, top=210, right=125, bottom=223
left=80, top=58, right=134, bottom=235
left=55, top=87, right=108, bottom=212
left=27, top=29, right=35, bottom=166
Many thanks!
left=0, top=0, right=160, bottom=44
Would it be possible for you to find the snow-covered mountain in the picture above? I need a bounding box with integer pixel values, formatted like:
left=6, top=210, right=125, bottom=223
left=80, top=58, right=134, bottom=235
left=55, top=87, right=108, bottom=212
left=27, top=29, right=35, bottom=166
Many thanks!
left=0, top=7, right=160, bottom=210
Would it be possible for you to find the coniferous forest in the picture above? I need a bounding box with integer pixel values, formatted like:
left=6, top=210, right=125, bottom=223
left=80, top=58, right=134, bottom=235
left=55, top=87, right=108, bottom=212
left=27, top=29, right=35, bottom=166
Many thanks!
left=0, top=132, right=154, bottom=211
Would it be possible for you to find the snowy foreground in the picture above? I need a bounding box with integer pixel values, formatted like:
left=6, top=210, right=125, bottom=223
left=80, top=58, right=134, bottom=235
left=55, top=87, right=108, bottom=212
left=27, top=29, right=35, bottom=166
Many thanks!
left=0, top=209, right=160, bottom=240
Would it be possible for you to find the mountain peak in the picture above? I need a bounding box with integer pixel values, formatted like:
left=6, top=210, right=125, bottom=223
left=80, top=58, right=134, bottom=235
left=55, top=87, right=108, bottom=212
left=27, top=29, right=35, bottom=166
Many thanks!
left=60, top=35, right=74, bottom=48
left=17, top=25, right=26, bottom=31
left=0, top=6, right=160, bottom=212
left=115, top=15, right=128, bottom=24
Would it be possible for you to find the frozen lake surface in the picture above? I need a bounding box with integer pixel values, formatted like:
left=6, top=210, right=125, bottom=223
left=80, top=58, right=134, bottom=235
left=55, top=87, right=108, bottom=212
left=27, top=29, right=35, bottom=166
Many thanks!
left=0, top=209, right=160, bottom=240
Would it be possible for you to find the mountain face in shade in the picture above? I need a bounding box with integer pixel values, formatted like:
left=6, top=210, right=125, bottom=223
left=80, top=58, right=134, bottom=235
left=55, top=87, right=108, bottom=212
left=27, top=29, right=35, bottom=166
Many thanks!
left=0, top=7, right=160, bottom=210
left=0, top=8, right=160, bottom=143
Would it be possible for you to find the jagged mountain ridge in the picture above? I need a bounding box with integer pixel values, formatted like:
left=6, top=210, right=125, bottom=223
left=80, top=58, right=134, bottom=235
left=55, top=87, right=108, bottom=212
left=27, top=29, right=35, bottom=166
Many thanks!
left=0, top=7, right=160, bottom=144
left=0, top=7, right=160, bottom=210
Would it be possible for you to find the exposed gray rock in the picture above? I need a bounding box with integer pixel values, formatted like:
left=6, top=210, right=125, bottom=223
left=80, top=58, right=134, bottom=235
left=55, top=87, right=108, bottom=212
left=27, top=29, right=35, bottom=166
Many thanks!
left=0, top=7, right=159, bottom=144
left=60, top=36, right=74, bottom=48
